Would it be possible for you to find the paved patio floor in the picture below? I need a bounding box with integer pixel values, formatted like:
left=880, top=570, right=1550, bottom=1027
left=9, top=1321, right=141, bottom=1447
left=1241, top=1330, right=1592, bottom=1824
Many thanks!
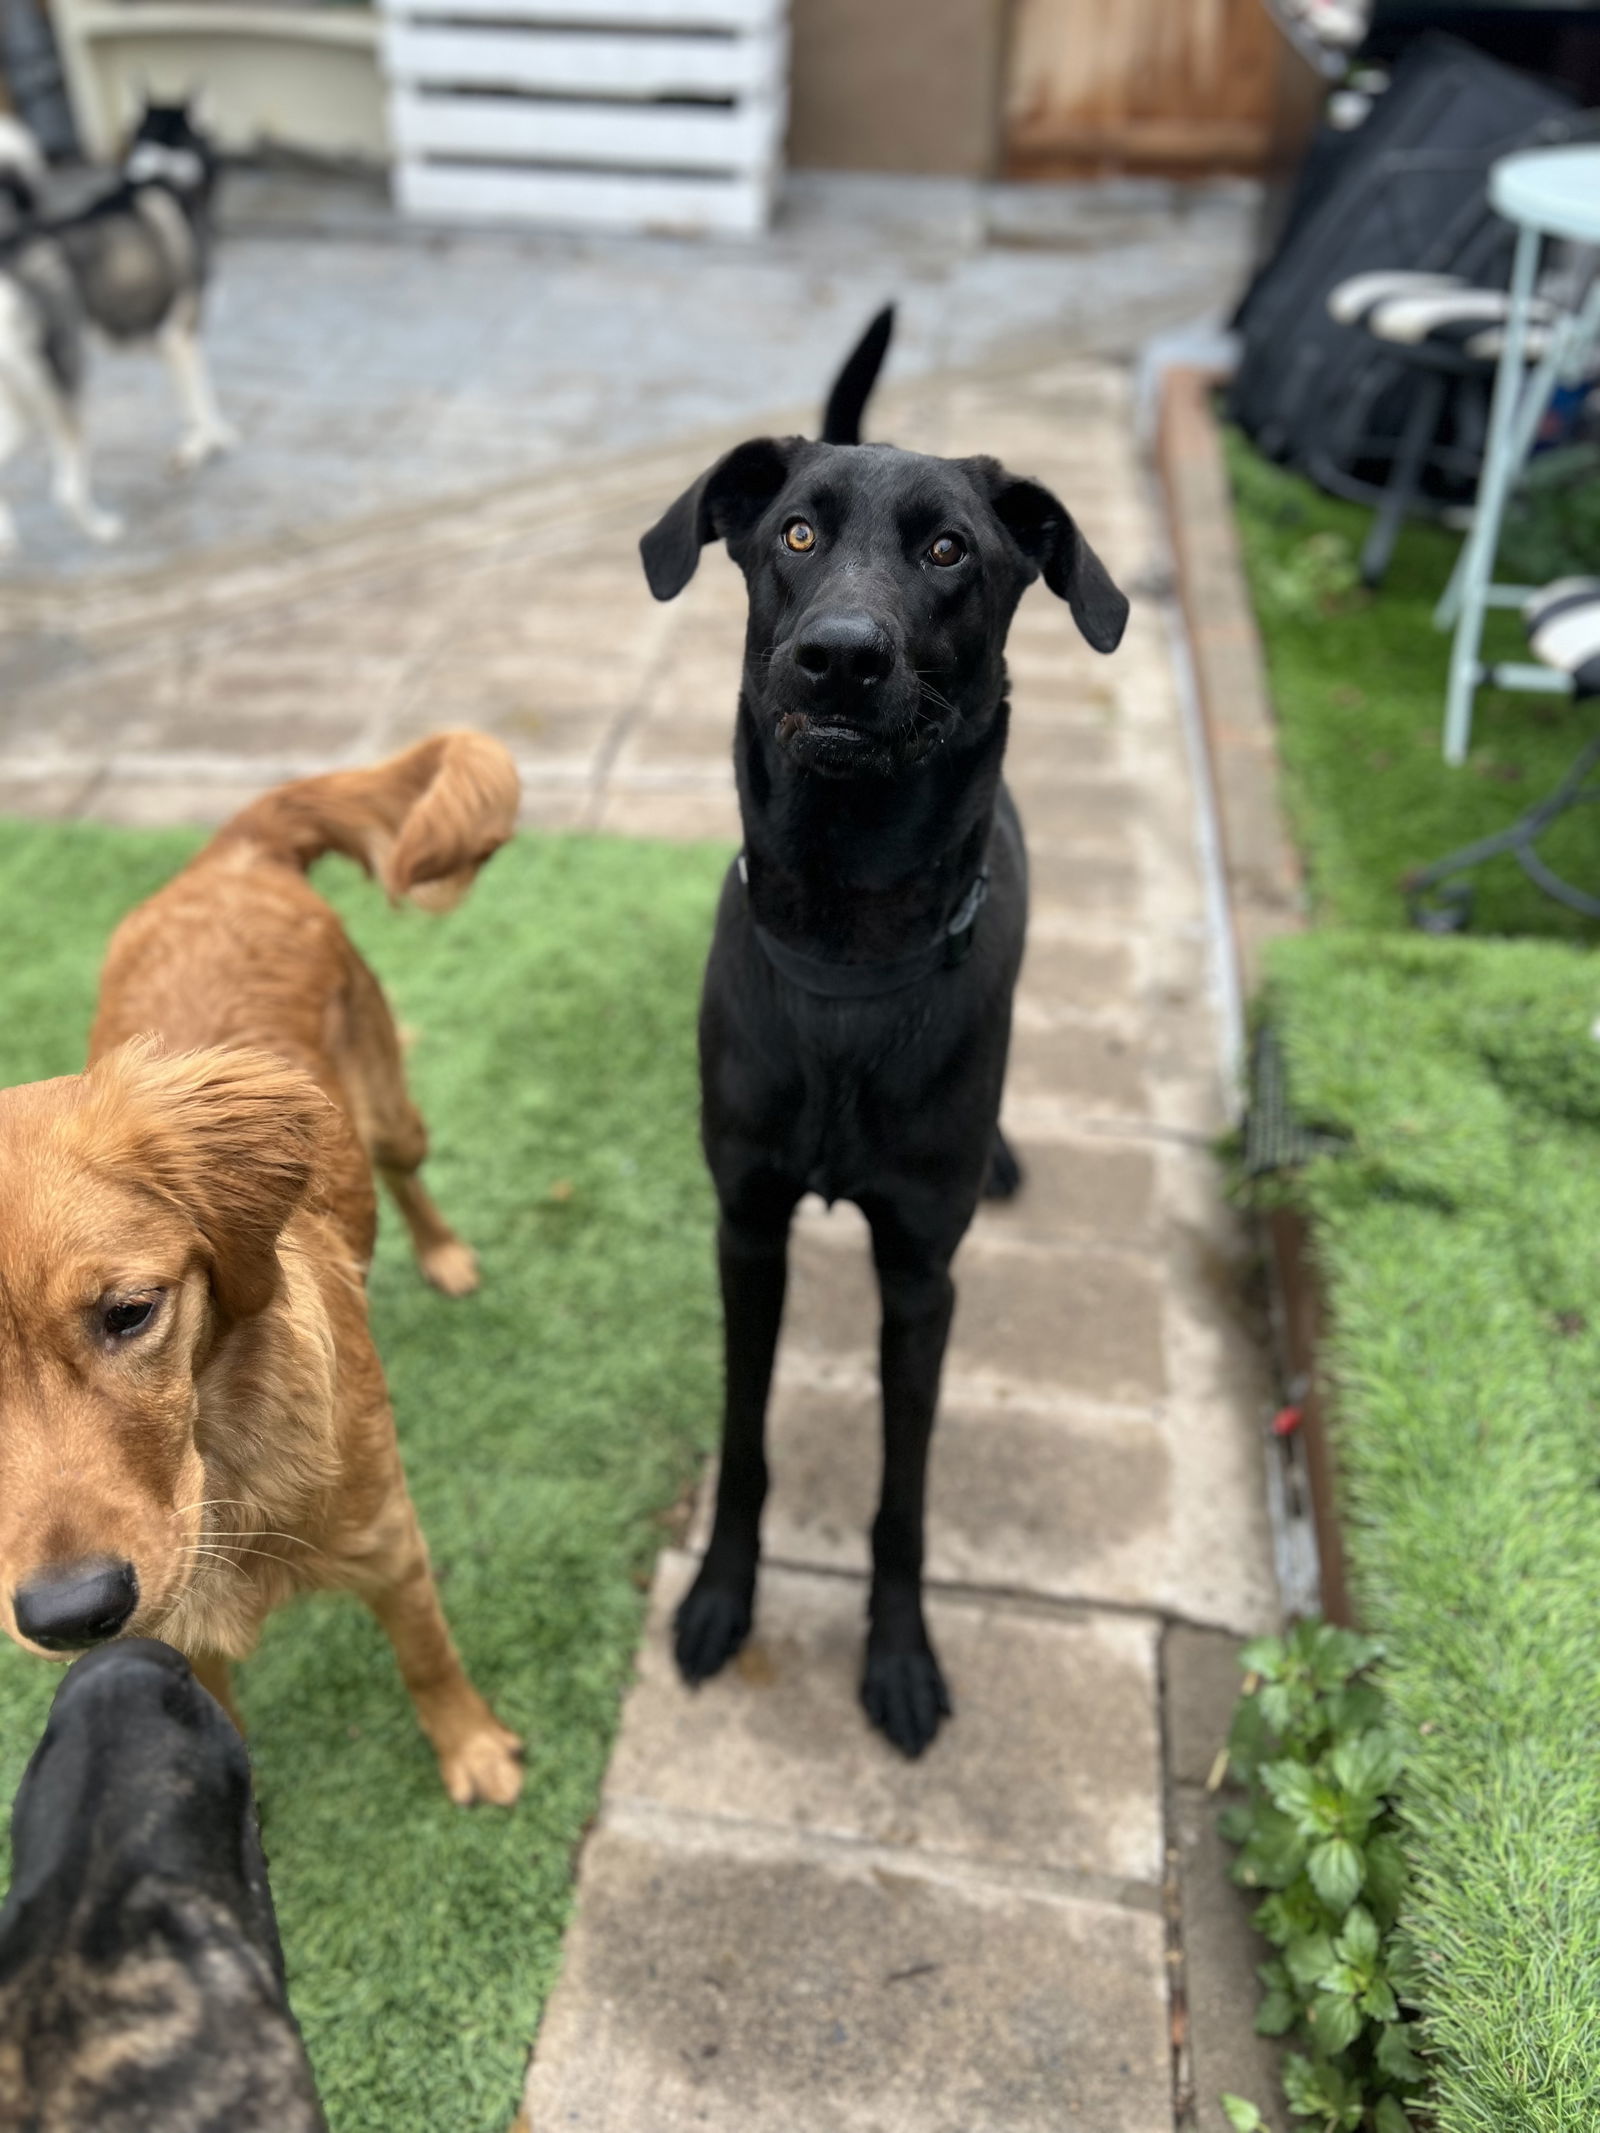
left=0, top=168, right=1254, bottom=579
left=0, top=182, right=1286, bottom=2132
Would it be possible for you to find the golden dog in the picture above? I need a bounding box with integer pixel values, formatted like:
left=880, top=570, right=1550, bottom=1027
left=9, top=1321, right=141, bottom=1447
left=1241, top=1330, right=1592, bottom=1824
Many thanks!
left=0, top=733, right=524, bottom=1806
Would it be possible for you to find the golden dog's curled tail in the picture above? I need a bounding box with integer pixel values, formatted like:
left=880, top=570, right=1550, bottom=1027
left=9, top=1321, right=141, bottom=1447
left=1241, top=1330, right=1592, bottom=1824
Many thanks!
left=214, top=733, right=521, bottom=912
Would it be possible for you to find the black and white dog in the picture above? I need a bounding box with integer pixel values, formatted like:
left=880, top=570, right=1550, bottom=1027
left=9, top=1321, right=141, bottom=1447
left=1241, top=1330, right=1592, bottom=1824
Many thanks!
left=641, top=311, right=1128, bottom=1757
left=0, top=1639, right=325, bottom=2130
left=0, top=101, right=235, bottom=553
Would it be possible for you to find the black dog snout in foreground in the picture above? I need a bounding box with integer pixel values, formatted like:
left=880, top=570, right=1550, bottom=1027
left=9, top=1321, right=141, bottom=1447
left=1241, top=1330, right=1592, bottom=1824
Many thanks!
left=12, top=1556, right=138, bottom=1650
left=640, top=305, right=1128, bottom=1758
left=792, top=611, right=898, bottom=690
left=0, top=1639, right=326, bottom=2130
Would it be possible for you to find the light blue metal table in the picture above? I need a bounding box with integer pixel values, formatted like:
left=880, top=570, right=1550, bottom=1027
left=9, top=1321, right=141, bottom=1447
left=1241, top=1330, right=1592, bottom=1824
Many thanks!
left=1437, top=143, right=1600, bottom=764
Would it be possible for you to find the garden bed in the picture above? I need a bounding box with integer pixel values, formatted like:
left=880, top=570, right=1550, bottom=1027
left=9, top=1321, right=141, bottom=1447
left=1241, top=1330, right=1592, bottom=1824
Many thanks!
left=1169, top=390, right=1600, bottom=2130
left=0, top=819, right=726, bottom=2133
left=1256, top=930, right=1600, bottom=2132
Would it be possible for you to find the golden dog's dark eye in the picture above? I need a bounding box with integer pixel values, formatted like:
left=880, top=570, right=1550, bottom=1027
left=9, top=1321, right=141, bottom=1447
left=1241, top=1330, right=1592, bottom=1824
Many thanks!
left=783, top=518, right=817, bottom=554
left=103, top=1298, right=156, bottom=1339
left=929, top=533, right=966, bottom=568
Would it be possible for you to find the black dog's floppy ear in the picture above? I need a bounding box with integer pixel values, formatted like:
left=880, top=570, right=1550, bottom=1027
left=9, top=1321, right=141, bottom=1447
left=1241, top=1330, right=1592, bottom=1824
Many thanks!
left=969, top=460, right=1129, bottom=654
left=640, top=437, right=798, bottom=601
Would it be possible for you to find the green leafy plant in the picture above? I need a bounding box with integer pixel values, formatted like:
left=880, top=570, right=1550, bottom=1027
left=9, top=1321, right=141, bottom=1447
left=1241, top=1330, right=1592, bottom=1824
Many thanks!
left=1218, top=1621, right=1427, bottom=2133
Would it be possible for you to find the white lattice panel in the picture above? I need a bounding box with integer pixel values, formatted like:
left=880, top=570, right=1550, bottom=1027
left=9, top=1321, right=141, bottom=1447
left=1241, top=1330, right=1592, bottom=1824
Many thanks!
left=378, top=0, right=786, bottom=235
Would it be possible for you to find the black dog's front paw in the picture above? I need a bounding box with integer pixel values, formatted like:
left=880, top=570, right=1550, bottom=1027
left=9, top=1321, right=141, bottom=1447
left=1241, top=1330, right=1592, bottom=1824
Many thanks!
left=674, top=1574, right=754, bottom=1685
left=983, top=1128, right=1023, bottom=1201
left=861, top=1644, right=952, bottom=1759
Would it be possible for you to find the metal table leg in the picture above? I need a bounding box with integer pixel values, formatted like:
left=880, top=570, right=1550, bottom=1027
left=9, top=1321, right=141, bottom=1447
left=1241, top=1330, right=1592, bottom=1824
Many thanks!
left=1441, top=222, right=1542, bottom=765
left=1435, top=275, right=1600, bottom=631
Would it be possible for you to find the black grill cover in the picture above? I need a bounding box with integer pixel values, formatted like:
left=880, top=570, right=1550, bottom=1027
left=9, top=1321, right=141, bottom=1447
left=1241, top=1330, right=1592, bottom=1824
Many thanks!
left=1229, top=34, right=1578, bottom=482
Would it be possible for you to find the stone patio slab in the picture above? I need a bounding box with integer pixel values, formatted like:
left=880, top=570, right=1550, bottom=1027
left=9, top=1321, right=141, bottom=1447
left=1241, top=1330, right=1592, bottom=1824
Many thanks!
left=80, top=774, right=289, bottom=830
left=523, top=1824, right=1174, bottom=2133
left=0, top=772, right=102, bottom=818
left=974, top=1132, right=1159, bottom=1248
left=620, top=716, right=739, bottom=769
left=948, top=1238, right=1168, bottom=1404
left=596, top=785, right=740, bottom=840
left=709, top=1375, right=1168, bottom=1590
left=1174, top=1789, right=1287, bottom=2133
left=1165, top=1625, right=1249, bottom=1790
left=697, top=1370, right=1274, bottom=1633
left=1025, top=836, right=1143, bottom=908
left=1007, top=1018, right=1149, bottom=1115
left=779, top=1212, right=1169, bottom=1407
left=1018, top=934, right=1137, bottom=1010
left=611, top=1551, right=1164, bottom=1887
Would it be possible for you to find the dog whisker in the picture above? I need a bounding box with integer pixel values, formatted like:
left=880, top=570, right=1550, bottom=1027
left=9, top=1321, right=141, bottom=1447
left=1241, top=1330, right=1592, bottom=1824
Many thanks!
left=167, top=1501, right=322, bottom=1555
left=176, top=1541, right=313, bottom=1574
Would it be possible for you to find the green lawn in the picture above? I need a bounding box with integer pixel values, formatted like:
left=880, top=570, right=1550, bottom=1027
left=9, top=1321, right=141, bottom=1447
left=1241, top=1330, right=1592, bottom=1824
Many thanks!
left=1226, top=431, right=1600, bottom=939
left=1265, top=932, right=1600, bottom=2133
left=0, top=820, right=729, bottom=2132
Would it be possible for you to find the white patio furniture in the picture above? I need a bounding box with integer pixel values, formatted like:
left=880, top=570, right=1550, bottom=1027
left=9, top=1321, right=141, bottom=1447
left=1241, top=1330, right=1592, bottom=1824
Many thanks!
left=1434, top=143, right=1600, bottom=764
left=376, top=0, right=788, bottom=234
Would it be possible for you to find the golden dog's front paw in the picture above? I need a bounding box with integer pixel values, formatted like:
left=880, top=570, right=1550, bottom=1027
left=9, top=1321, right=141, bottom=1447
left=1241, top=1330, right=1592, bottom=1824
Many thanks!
left=439, top=1716, right=524, bottom=1807
left=421, top=1238, right=480, bottom=1298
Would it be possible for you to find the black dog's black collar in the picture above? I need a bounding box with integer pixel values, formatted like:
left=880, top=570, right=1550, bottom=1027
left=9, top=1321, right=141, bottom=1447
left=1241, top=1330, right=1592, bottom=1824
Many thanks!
left=740, top=855, right=990, bottom=1001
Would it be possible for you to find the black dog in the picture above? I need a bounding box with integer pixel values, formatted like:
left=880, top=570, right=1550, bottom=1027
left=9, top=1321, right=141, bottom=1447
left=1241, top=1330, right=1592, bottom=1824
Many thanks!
left=0, top=1640, right=324, bottom=2130
left=640, top=312, right=1128, bottom=1757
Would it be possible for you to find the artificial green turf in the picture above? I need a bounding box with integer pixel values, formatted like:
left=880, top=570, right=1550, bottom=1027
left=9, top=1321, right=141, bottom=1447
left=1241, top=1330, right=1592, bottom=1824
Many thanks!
left=0, top=820, right=729, bottom=2131
left=1267, top=930, right=1600, bottom=2133
left=1226, top=429, right=1600, bottom=940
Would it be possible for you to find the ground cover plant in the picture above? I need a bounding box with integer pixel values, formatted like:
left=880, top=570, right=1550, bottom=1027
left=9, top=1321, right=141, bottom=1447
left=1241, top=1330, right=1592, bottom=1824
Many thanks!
left=1219, top=1622, right=1423, bottom=2133
left=1226, top=430, right=1600, bottom=940
left=0, top=817, right=728, bottom=2132
left=1247, top=930, right=1600, bottom=2133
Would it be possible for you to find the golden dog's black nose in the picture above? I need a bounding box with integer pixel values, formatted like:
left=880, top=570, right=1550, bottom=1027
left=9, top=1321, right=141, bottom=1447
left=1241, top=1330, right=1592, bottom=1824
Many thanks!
left=14, top=1559, right=138, bottom=1651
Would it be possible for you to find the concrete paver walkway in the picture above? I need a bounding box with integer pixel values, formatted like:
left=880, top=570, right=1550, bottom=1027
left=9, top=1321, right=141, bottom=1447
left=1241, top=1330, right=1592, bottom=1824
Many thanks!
left=0, top=344, right=1285, bottom=2129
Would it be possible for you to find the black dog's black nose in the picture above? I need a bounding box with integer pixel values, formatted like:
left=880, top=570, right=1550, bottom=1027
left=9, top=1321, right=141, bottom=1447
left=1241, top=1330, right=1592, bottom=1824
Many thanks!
left=14, top=1559, right=139, bottom=1651
left=793, top=614, right=896, bottom=687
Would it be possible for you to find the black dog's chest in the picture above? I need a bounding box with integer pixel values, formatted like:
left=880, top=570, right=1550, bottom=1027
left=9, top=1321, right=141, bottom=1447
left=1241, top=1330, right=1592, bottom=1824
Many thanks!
left=699, top=789, right=1027, bottom=1224
left=702, top=902, right=1021, bottom=1219
left=786, top=1005, right=932, bottom=1205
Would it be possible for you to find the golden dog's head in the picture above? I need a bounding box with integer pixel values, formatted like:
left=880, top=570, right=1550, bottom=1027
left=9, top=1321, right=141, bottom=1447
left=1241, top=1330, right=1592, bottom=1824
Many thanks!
left=0, top=1041, right=324, bottom=1659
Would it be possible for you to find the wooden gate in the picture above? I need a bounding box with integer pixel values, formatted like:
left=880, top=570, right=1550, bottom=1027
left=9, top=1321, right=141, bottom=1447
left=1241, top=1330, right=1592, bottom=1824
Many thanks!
left=1004, top=0, right=1292, bottom=176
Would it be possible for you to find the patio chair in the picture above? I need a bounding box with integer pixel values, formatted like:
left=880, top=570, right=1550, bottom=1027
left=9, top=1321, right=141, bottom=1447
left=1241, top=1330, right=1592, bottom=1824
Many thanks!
left=1406, top=577, right=1600, bottom=929
left=1321, top=268, right=1558, bottom=585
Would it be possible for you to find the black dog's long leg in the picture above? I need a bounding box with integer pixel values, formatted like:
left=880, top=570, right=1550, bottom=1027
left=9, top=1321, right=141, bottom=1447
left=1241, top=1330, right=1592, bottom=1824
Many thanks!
left=861, top=1206, right=957, bottom=1758
left=674, top=1201, right=795, bottom=1684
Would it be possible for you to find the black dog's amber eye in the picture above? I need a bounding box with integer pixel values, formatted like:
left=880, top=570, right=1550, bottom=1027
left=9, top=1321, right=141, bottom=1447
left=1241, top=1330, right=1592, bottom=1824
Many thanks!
left=783, top=518, right=817, bottom=554
left=103, top=1298, right=157, bottom=1340
left=928, top=533, right=966, bottom=568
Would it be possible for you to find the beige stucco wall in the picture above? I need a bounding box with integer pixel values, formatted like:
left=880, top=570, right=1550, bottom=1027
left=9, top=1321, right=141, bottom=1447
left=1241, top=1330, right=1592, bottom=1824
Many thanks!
left=786, top=0, right=1009, bottom=178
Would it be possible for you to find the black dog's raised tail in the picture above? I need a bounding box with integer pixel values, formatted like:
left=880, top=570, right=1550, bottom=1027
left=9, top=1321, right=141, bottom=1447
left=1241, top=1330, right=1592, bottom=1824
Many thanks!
left=821, top=304, right=894, bottom=445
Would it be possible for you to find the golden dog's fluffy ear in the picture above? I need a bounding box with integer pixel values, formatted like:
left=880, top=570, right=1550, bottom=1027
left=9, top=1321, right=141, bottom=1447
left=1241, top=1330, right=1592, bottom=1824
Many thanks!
left=85, top=1040, right=327, bottom=1321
